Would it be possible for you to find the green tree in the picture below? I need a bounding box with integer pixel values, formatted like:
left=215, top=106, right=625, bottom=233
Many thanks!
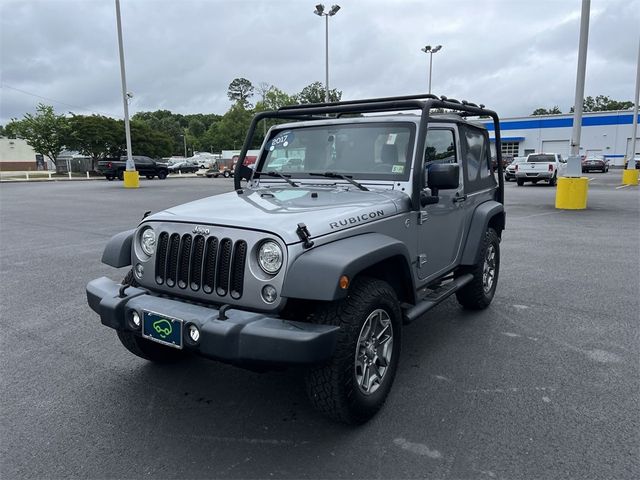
left=67, top=115, right=121, bottom=169
left=570, top=95, right=634, bottom=113
left=532, top=106, right=562, bottom=116
left=211, top=103, right=254, bottom=150
left=297, top=81, right=342, bottom=104
left=9, top=104, right=69, bottom=167
left=188, top=118, right=206, bottom=137
left=227, top=77, right=254, bottom=107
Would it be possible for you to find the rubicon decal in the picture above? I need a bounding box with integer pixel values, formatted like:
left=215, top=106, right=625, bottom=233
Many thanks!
left=329, top=210, right=385, bottom=229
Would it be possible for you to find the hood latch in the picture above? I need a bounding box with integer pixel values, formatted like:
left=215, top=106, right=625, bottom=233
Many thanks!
left=296, top=223, right=314, bottom=249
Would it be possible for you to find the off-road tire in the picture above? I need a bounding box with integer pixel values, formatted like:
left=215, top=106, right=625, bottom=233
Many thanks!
left=549, top=174, right=557, bottom=186
left=455, top=228, right=500, bottom=310
left=115, top=269, right=186, bottom=363
left=157, top=170, right=167, bottom=180
left=516, top=178, right=524, bottom=186
left=304, top=277, right=402, bottom=424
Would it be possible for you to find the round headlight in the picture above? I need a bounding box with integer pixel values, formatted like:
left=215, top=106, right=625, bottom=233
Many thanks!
left=258, top=240, right=283, bottom=274
left=141, top=227, right=156, bottom=256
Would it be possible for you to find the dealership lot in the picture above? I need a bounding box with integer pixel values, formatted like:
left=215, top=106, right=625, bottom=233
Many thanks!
left=1, top=174, right=638, bottom=479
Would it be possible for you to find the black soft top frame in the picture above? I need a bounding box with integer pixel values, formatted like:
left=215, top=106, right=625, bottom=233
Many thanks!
left=233, top=93, right=504, bottom=207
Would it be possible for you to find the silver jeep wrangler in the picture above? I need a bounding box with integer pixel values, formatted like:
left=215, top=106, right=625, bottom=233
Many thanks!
left=87, top=94, right=506, bottom=424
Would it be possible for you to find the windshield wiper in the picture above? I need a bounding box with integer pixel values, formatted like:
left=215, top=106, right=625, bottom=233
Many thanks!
left=308, top=172, right=369, bottom=191
left=261, top=171, right=299, bottom=187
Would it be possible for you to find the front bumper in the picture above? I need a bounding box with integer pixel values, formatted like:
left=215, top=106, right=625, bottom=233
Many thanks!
left=86, top=277, right=339, bottom=366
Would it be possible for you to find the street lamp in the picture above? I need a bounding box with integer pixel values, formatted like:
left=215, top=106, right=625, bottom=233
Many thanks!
left=314, top=4, right=341, bottom=103
left=421, top=44, right=442, bottom=95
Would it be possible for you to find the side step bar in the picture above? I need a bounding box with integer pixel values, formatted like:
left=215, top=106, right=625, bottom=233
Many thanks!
left=403, top=273, right=474, bottom=324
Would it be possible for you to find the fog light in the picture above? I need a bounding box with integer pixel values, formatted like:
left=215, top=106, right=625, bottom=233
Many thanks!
left=131, top=311, right=141, bottom=328
left=262, top=285, right=277, bottom=303
left=134, top=263, right=144, bottom=279
left=188, top=324, right=200, bottom=343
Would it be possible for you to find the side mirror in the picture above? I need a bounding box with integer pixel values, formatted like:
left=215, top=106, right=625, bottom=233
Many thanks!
left=427, top=163, right=460, bottom=190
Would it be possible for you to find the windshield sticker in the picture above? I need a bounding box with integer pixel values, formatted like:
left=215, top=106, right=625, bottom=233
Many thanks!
left=392, top=165, right=404, bottom=174
left=386, top=133, right=397, bottom=144
left=269, top=131, right=294, bottom=151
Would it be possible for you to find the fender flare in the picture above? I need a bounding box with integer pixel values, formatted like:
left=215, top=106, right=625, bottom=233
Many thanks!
left=281, top=233, right=415, bottom=302
left=101, top=229, right=135, bottom=268
left=460, top=201, right=505, bottom=265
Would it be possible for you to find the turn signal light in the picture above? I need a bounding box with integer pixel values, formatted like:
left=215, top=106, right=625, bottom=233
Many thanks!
left=339, top=275, right=350, bottom=289
left=515, top=164, right=518, bottom=172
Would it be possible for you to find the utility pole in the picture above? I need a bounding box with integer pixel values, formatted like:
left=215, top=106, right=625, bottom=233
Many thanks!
left=115, top=0, right=138, bottom=188
left=314, top=4, right=341, bottom=103
left=556, top=0, right=590, bottom=209
left=622, top=36, right=640, bottom=185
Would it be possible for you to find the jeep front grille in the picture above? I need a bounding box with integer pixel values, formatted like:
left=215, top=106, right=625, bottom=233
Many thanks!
left=155, top=232, right=247, bottom=299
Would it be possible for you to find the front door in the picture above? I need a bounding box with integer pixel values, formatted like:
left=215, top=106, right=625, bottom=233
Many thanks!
left=417, top=128, right=466, bottom=281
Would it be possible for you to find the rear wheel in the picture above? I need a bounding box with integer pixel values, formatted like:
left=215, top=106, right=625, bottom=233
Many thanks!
left=146, top=175, right=154, bottom=179
left=106, top=175, right=114, bottom=181
left=223, top=171, right=230, bottom=178
left=455, top=228, right=500, bottom=310
left=117, top=170, right=124, bottom=181
left=116, top=270, right=186, bottom=363
left=157, top=170, right=167, bottom=180
left=549, top=174, right=557, bottom=186
left=305, top=277, right=401, bottom=424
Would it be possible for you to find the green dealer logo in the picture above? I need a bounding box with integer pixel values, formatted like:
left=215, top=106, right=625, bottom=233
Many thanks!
left=153, top=319, right=173, bottom=338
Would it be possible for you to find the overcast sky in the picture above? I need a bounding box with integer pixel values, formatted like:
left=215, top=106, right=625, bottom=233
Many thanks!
left=1, top=0, right=638, bottom=125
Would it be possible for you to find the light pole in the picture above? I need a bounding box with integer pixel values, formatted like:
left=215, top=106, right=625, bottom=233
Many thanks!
left=181, top=134, right=187, bottom=158
left=421, top=45, right=442, bottom=95
left=622, top=36, right=639, bottom=185
left=314, top=4, right=341, bottom=103
left=115, top=0, right=138, bottom=188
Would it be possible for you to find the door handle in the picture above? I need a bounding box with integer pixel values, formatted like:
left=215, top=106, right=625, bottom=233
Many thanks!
left=453, top=194, right=467, bottom=203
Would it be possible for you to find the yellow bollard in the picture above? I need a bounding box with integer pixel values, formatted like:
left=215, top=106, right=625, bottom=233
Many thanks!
left=555, top=177, right=589, bottom=210
left=123, top=170, right=140, bottom=188
left=621, top=169, right=639, bottom=186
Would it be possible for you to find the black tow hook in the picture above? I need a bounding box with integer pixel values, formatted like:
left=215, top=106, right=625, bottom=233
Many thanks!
left=118, top=283, right=130, bottom=298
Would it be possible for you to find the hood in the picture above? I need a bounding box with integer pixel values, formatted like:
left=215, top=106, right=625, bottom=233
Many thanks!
left=146, top=185, right=411, bottom=244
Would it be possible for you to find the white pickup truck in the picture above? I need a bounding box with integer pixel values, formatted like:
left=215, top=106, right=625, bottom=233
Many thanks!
left=515, top=153, right=567, bottom=186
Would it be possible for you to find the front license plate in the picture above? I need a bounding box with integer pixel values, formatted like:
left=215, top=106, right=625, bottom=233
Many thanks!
left=142, top=311, right=183, bottom=349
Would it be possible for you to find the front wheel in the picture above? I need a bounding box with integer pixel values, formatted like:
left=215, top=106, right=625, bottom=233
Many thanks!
left=455, top=228, right=500, bottom=310
left=223, top=171, right=230, bottom=178
left=305, top=277, right=401, bottom=424
left=516, top=178, right=524, bottom=186
left=157, top=170, right=167, bottom=179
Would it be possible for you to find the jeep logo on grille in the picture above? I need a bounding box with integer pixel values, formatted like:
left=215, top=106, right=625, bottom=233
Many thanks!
left=193, top=226, right=210, bottom=236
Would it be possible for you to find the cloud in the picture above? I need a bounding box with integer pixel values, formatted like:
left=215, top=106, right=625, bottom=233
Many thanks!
left=1, top=0, right=638, bottom=124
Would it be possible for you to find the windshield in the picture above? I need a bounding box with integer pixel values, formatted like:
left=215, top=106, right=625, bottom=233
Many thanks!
left=528, top=154, right=555, bottom=163
left=259, top=122, right=415, bottom=181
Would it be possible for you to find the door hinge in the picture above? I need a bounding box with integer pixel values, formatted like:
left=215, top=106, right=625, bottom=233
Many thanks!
left=418, top=254, right=428, bottom=267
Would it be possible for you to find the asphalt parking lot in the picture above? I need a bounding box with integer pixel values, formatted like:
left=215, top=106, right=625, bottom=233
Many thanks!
left=1, top=172, right=638, bottom=479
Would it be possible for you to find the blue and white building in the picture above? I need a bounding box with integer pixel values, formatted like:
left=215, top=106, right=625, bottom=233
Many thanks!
left=483, top=110, right=640, bottom=166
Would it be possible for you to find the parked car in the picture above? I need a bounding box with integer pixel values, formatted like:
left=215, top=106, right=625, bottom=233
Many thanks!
left=624, top=154, right=640, bottom=169
left=516, top=153, right=567, bottom=186
left=86, top=94, right=505, bottom=424
left=96, top=156, right=169, bottom=180
left=168, top=161, right=199, bottom=174
left=581, top=156, right=609, bottom=173
left=204, top=163, right=231, bottom=178
left=504, top=156, right=527, bottom=181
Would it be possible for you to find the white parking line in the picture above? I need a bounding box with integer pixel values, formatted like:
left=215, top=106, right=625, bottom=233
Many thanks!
left=615, top=184, right=631, bottom=190
left=588, top=177, right=595, bottom=181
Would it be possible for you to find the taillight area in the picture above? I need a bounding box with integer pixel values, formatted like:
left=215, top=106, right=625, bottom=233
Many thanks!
left=107, top=162, right=112, bottom=168
left=548, top=164, right=554, bottom=172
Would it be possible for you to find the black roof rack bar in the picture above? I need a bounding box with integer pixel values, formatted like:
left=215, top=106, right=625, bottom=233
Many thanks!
left=277, top=93, right=440, bottom=112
